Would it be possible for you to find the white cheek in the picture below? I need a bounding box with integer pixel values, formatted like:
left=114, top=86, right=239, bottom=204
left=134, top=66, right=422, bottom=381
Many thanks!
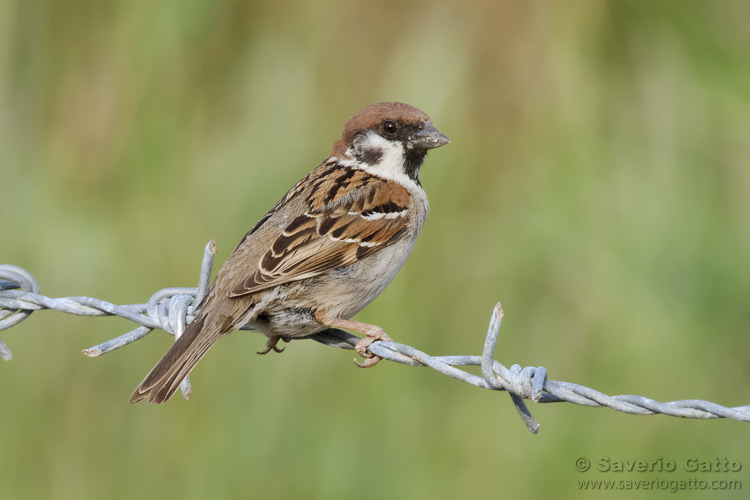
left=345, top=132, right=417, bottom=189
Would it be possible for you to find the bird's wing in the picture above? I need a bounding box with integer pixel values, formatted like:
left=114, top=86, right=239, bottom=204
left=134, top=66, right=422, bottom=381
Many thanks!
left=228, top=165, right=412, bottom=298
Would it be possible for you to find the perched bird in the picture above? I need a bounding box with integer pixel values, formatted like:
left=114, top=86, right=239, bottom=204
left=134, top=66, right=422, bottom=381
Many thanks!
left=130, top=102, right=449, bottom=404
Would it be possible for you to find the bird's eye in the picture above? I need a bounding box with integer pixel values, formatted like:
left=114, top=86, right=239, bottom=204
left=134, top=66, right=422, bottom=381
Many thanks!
left=382, top=120, right=399, bottom=135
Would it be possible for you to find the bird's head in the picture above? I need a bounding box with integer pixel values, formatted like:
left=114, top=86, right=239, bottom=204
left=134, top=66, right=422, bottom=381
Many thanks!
left=331, top=102, right=450, bottom=186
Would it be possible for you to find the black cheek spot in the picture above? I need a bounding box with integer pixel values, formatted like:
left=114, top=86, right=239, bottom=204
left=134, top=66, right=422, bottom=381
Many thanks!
left=356, top=147, right=383, bottom=166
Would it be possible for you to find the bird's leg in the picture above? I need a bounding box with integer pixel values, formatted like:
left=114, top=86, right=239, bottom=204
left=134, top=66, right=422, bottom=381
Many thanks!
left=257, top=334, right=286, bottom=355
left=318, top=316, right=393, bottom=368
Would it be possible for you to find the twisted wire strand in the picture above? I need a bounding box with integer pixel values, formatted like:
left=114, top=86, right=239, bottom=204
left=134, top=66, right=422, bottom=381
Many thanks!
left=1, top=242, right=748, bottom=433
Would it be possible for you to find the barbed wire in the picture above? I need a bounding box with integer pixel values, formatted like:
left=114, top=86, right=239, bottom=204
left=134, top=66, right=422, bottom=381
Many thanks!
left=1, top=241, right=748, bottom=433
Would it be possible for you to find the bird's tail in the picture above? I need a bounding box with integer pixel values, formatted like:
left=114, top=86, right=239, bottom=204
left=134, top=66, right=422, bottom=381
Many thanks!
left=129, top=313, right=224, bottom=404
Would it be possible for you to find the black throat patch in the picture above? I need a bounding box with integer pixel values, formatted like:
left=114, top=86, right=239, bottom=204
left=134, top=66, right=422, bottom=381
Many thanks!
left=403, top=148, right=427, bottom=185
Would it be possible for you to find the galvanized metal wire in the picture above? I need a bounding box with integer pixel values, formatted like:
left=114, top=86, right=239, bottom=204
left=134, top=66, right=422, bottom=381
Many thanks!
left=2, top=241, right=748, bottom=433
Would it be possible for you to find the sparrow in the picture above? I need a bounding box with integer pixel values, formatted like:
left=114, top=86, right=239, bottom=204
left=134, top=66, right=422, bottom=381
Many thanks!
left=130, top=102, right=449, bottom=404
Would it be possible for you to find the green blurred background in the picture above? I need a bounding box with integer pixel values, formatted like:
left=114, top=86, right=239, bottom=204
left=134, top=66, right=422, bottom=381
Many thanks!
left=2, top=0, right=749, bottom=498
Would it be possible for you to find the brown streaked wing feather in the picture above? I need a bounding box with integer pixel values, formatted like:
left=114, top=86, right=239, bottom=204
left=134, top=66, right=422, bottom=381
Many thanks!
left=228, top=172, right=411, bottom=298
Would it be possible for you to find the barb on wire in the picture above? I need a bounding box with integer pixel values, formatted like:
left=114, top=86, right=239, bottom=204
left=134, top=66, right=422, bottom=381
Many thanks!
left=1, top=242, right=748, bottom=433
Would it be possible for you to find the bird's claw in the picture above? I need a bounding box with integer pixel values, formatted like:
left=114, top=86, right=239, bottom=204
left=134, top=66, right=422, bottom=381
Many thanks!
left=353, top=331, right=392, bottom=368
left=257, top=335, right=287, bottom=355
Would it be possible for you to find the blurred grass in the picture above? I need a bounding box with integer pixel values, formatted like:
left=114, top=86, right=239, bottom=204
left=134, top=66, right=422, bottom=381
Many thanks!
left=2, top=0, right=749, bottom=499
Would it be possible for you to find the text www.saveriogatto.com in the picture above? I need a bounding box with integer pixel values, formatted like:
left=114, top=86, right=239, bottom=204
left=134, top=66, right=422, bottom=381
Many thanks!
left=575, top=457, right=743, bottom=493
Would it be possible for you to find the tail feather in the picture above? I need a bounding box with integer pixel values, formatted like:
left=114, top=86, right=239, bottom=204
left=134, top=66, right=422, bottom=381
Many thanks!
left=130, top=314, right=224, bottom=404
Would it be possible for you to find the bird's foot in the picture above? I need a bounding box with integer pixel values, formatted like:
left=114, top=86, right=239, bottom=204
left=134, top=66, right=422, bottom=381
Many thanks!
left=257, top=335, right=288, bottom=355
left=312, top=313, right=393, bottom=368
left=354, top=330, right=392, bottom=368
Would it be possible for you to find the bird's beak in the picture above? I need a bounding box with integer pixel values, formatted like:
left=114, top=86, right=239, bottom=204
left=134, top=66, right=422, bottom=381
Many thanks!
left=409, top=122, right=450, bottom=150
